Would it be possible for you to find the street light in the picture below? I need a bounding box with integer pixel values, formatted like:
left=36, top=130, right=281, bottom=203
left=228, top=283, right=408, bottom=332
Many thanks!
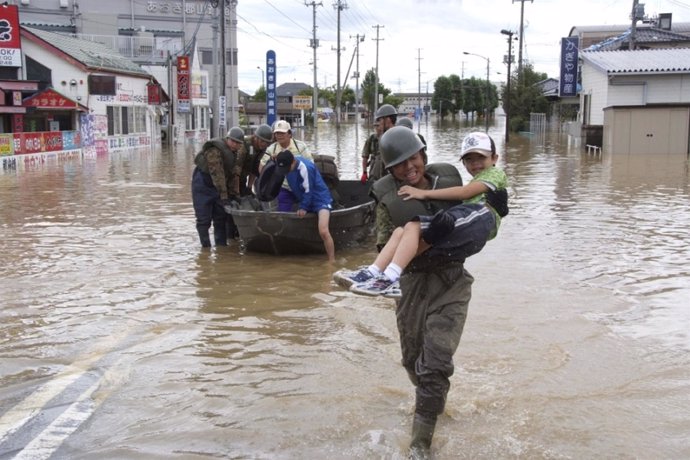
left=463, top=51, right=490, bottom=132
left=500, top=29, right=516, bottom=143
left=256, top=66, right=265, bottom=88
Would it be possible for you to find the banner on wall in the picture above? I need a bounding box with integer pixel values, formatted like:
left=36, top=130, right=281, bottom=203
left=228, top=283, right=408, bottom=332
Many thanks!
left=0, top=4, right=22, bottom=67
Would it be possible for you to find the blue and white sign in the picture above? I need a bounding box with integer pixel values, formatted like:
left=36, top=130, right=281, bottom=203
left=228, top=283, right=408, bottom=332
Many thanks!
left=559, top=37, right=579, bottom=97
left=266, top=50, right=277, bottom=127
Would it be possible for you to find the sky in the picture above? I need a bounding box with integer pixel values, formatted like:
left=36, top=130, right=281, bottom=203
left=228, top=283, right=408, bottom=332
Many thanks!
left=234, top=0, right=690, bottom=95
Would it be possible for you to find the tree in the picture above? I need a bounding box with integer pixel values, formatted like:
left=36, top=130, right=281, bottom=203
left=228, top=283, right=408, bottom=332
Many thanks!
left=253, top=84, right=266, bottom=102
left=460, top=76, right=484, bottom=120
left=432, top=76, right=454, bottom=119
left=361, top=68, right=392, bottom=117
left=500, top=63, right=549, bottom=132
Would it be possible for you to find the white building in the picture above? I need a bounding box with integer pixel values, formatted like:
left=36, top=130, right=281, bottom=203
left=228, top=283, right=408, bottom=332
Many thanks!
left=13, top=0, right=238, bottom=142
left=580, top=48, right=690, bottom=155
left=20, top=26, right=161, bottom=155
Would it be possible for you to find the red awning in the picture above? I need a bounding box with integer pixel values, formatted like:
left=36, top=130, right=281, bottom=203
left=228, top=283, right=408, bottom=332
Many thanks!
left=23, top=87, right=87, bottom=112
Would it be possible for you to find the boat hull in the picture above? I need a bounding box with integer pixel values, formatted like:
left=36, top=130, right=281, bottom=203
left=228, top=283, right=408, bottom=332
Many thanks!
left=230, top=180, right=375, bottom=255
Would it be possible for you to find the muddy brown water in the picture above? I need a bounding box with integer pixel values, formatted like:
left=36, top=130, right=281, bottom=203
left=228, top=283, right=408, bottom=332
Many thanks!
left=1, top=120, right=689, bottom=459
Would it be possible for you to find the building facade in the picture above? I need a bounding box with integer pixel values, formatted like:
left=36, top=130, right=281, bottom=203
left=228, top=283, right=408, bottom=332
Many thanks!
left=12, top=0, right=238, bottom=142
left=580, top=48, right=690, bottom=155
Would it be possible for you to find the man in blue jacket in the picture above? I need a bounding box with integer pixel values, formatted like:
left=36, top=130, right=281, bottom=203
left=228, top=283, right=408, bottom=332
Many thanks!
left=275, top=149, right=335, bottom=262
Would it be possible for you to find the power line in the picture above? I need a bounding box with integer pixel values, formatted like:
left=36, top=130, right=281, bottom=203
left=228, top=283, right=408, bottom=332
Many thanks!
left=262, top=0, right=312, bottom=34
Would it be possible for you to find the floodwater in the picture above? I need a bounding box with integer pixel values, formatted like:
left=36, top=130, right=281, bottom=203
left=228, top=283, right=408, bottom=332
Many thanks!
left=1, top=118, right=690, bottom=460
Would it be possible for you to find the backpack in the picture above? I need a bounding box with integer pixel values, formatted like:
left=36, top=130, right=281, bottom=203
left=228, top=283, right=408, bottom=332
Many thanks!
left=312, top=154, right=339, bottom=189
left=255, top=160, right=285, bottom=202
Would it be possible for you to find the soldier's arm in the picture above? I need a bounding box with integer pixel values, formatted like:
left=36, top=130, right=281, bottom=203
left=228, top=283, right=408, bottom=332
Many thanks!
left=361, top=137, right=371, bottom=170
left=206, top=148, right=229, bottom=200
left=230, top=147, right=247, bottom=196
left=375, top=204, right=395, bottom=251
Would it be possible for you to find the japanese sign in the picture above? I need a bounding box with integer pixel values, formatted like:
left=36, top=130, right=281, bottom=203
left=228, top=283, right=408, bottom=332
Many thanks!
left=177, top=55, right=190, bottom=112
left=147, top=82, right=161, bottom=105
left=293, top=96, right=312, bottom=110
left=559, top=37, right=579, bottom=97
left=218, top=95, right=226, bottom=130
left=266, top=50, right=277, bottom=127
left=23, top=88, right=78, bottom=109
left=0, top=4, right=22, bottom=67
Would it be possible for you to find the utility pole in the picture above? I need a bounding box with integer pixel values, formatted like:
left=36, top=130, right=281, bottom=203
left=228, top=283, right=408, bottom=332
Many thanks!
left=306, top=1, right=322, bottom=141
left=351, top=33, right=365, bottom=141
left=416, top=48, right=422, bottom=133
left=372, top=24, right=384, bottom=117
left=333, top=1, right=347, bottom=128
left=512, top=0, right=532, bottom=83
left=211, top=21, right=218, bottom=138
left=501, top=29, right=516, bottom=144
left=630, top=0, right=640, bottom=50
left=227, top=0, right=238, bottom=128
left=219, top=0, right=226, bottom=136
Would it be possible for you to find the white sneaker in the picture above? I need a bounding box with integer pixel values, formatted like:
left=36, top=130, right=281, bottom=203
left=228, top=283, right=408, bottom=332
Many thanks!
left=333, top=266, right=374, bottom=288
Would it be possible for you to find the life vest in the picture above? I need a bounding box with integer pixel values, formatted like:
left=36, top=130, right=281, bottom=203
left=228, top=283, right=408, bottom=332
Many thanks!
left=194, top=138, right=235, bottom=178
left=371, top=163, right=463, bottom=227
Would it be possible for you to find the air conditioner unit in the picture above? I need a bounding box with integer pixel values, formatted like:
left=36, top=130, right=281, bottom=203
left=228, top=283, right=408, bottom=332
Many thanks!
left=59, top=0, right=69, bottom=8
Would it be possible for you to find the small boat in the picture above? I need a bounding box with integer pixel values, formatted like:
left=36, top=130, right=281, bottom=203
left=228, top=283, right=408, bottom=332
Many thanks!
left=230, top=180, right=375, bottom=255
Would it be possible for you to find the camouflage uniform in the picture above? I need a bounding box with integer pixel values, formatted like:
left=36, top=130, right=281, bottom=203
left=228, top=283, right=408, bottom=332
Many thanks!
left=191, top=138, right=246, bottom=246
left=362, top=133, right=386, bottom=181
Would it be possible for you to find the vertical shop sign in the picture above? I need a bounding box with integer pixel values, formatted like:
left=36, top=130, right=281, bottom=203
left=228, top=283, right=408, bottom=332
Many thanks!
left=0, top=5, right=22, bottom=67
left=266, top=50, right=277, bottom=126
left=559, top=37, right=579, bottom=97
left=177, top=55, right=190, bottom=112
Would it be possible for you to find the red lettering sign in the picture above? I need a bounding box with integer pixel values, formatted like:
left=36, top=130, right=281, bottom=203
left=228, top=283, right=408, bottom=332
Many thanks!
left=147, top=82, right=161, bottom=105
left=177, top=56, right=190, bottom=101
left=23, top=88, right=78, bottom=109
left=0, top=5, right=22, bottom=67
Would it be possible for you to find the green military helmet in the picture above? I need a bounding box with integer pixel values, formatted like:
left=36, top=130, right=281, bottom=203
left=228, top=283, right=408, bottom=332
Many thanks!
left=255, top=124, right=273, bottom=143
left=396, top=117, right=413, bottom=129
left=380, top=125, right=425, bottom=168
left=375, top=103, right=397, bottom=120
left=227, top=126, right=245, bottom=142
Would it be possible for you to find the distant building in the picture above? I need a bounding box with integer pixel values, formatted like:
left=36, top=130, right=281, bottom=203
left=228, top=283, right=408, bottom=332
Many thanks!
left=0, top=25, right=164, bottom=165
left=566, top=12, right=690, bottom=154
left=14, top=0, right=239, bottom=142
left=244, top=82, right=313, bottom=127
left=395, top=92, right=432, bottom=117
left=580, top=48, right=690, bottom=155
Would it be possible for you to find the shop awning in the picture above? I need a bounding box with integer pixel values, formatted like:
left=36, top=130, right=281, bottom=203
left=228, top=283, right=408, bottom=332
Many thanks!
left=23, top=87, right=88, bottom=112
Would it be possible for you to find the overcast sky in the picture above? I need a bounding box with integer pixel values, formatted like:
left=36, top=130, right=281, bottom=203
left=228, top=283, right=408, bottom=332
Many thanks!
left=234, top=0, right=690, bottom=94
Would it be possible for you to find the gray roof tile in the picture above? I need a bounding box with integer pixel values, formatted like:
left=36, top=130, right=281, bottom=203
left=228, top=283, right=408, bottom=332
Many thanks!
left=23, top=26, right=148, bottom=76
left=581, top=48, right=690, bottom=74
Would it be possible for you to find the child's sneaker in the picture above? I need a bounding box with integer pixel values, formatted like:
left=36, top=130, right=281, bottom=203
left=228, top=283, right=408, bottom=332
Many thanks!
left=350, top=276, right=395, bottom=297
left=382, top=281, right=401, bottom=299
left=333, top=266, right=374, bottom=288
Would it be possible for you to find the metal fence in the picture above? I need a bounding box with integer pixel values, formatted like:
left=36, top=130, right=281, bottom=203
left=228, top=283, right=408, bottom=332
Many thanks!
left=70, top=33, right=183, bottom=65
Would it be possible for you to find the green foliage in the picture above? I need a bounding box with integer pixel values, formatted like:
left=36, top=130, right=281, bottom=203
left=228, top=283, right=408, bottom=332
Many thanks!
left=361, top=69, right=392, bottom=112
left=384, top=94, right=404, bottom=109
left=431, top=76, right=457, bottom=119
left=500, top=63, right=550, bottom=132
left=254, top=85, right=266, bottom=102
